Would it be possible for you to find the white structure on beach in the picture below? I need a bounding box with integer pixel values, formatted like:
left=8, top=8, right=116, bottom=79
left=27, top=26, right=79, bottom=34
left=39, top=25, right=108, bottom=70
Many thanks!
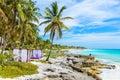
left=13, top=49, right=42, bottom=62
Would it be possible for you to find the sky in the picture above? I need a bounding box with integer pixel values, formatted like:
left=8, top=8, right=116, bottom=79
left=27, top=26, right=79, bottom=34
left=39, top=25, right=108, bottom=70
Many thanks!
left=34, top=0, right=120, bottom=49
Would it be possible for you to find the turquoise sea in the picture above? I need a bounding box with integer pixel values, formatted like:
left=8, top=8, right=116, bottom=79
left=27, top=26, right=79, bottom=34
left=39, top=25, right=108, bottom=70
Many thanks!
left=68, top=49, right=120, bottom=80
left=69, top=49, right=120, bottom=64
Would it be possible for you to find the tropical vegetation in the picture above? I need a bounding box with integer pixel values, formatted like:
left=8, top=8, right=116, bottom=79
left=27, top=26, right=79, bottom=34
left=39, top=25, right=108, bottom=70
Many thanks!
left=0, top=0, right=40, bottom=52
left=0, top=0, right=87, bottom=78
left=0, top=0, right=39, bottom=78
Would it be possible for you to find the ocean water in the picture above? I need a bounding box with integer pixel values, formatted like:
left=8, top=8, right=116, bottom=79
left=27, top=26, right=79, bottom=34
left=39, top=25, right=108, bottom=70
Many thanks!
left=68, top=49, right=120, bottom=80
left=69, top=49, right=120, bottom=63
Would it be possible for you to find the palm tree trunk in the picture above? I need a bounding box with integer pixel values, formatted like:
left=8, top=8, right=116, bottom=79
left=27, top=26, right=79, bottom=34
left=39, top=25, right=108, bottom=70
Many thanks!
left=26, top=49, right=29, bottom=62
left=19, top=48, right=22, bottom=62
left=0, top=36, right=2, bottom=49
left=1, top=42, right=5, bottom=53
left=46, top=40, right=53, bottom=61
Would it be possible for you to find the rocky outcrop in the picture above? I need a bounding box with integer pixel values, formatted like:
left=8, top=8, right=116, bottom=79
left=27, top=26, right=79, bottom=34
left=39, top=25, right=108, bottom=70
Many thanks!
left=40, top=63, right=95, bottom=80
left=43, top=54, right=116, bottom=80
left=12, top=53, right=115, bottom=80
left=65, top=54, right=115, bottom=80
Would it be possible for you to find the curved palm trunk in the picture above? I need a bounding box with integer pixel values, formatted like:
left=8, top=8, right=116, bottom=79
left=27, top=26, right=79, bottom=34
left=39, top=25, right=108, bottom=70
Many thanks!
left=19, top=48, right=22, bottom=62
left=26, top=49, right=29, bottom=62
left=46, top=40, right=53, bottom=61
left=0, top=36, right=3, bottom=49
left=1, top=41, right=6, bottom=53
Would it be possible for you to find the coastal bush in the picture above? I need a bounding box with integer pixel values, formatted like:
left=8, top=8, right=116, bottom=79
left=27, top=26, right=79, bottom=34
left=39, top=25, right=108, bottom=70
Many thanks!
left=0, top=52, right=14, bottom=66
left=0, top=65, right=2, bottom=71
left=44, top=49, right=49, bottom=53
left=4, top=62, right=19, bottom=66
left=0, top=62, right=38, bottom=78
left=0, top=66, right=22, bottom=78
left=44, top=52, right=65, bottom=58
left=0, top=53, right=6, bottom=65
left=18, top=62, right=38, bottom=71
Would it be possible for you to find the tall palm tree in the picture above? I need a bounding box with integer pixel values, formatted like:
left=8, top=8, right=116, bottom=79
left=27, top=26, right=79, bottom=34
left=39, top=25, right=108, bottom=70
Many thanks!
left=0, top=0, right=40, bottom=53
left=16, top=0, right=40, bottom=48
left=40, top=2, right=73, bottom=61
left=0, top=0, right=26, bottom=53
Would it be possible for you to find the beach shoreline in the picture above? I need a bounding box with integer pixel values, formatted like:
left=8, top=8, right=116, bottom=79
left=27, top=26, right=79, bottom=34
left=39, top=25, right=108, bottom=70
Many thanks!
left=0, top=48, right=118, bottom=80
left=67, top=49, right=120, bottom=80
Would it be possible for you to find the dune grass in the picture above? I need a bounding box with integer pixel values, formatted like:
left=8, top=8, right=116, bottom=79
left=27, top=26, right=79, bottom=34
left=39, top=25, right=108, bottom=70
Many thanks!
left=44, top=51, right=65, bottom=59
left=0, top=62, right=38, bottom=78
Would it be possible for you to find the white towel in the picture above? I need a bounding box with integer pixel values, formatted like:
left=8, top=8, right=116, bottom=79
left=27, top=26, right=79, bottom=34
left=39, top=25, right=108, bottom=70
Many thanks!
left=13, top=49, right=20, bottom=61
left=21, top=49, right=27, bottom=62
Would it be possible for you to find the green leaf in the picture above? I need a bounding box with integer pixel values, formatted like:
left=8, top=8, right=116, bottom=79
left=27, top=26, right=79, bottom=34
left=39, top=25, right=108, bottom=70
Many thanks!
left=61, top=17, right=73, bottom=20
left=58, top=6, right=66, bottom=17
left=17, top=4, right=25, bottom=21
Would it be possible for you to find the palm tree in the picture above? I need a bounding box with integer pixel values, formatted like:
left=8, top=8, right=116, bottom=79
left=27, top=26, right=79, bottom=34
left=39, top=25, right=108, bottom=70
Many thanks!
left=0, top=0, right=40, bottom=53
left=16, top=0, right=40, bottom=48
left=40, top=2, right=73, bottom=61
left=0, top=0, right=26, bottom=53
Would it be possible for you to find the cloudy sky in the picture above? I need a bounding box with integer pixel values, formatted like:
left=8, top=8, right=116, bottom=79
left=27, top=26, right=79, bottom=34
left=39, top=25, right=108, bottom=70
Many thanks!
left=34, top=0, right=120, bottom=49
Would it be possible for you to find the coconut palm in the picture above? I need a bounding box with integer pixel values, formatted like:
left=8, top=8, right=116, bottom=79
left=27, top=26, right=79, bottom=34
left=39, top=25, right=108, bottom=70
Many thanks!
left=40, top=2, right=73, bottom=61
left=0, top=0, right=26, bottom=52
left=0, top=0, right=40, bottom=53
left=16, top=0, right=40, bottom=48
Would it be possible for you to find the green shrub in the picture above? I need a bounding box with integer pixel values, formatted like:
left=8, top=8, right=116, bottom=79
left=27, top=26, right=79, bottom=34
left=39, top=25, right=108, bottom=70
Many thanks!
left=0, top=62, right=38, bottom=78
left=4, top=62, right=19, bottom=66
left=0, top=53, right=6, bottom=65
left=0, top=66, right=22, bottom=78
left=0, top=52, right=14, bottom=66
left=44, top=52, right=65, bottom=58
left=18, top=62, right=38, bottom=71
left=0, top=65, right=2, bottom=71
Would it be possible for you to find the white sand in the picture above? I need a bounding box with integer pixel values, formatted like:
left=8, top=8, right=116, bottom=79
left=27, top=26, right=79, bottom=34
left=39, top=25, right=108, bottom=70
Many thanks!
left=99, top=63, right=120, bottom=80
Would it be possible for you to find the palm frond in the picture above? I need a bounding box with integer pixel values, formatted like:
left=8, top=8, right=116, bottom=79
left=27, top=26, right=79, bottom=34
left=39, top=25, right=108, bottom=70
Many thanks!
left=51, top=2, right=58, bottom=16
left=50, top=27, right=55, bottom=40
left=57, top=24, right=62, bottom=39
left=17, top=4, right=25, bottom=21
left=45, top=8, right=54, bottom=16
left=58, top=6, right=66, bottom=17
left=61, top=17, right=73, bottom=20
left=31, top=14, right=39, bottom=23
left=40, top=20, right=51, bottom=25
left=44, top=23, right=53, bottom=36
left=59, top=22, right=69, bottom=31
left=44, top=16, right=52, bottom=19
left=0, top=8, right=8, bottom=22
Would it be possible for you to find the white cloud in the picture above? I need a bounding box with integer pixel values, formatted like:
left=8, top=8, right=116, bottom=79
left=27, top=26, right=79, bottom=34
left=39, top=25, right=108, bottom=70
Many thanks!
left=35, top=0, right=120, bottom=28
left=34, top=0, right=77, bottom=11
left=54, top=31, right=120, bottom=49
left=63, top=0, right=120, bottom=28
left=36, top=0, right=120, bottom=28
